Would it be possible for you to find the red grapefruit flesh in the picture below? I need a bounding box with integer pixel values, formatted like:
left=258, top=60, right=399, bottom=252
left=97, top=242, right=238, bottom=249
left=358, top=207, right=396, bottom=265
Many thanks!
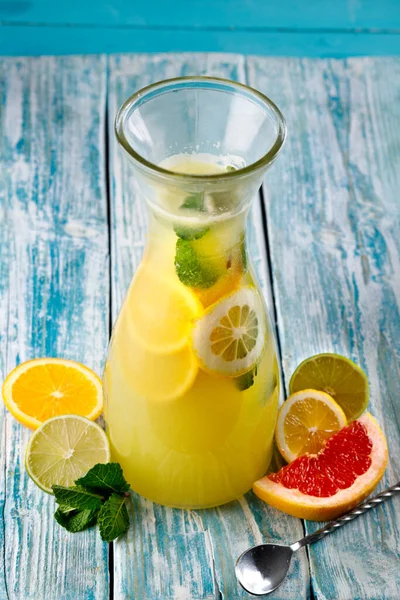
left=254, top=412, right=388, bottom=521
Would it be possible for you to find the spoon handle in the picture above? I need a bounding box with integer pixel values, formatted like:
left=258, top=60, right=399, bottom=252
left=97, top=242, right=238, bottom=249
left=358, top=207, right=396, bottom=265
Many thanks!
left=291, top=481, right=400, bottom=552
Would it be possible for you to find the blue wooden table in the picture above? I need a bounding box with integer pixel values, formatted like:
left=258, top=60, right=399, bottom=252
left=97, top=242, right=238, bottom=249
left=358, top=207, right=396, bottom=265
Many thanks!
left=1, top=53, right=399, bottom=600
left=0, top=1, right=400, bottom=56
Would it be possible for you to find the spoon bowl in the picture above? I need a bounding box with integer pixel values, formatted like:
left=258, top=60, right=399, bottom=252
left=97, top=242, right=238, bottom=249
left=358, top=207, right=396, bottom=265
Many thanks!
left=235, top=544, right=293, bottom=596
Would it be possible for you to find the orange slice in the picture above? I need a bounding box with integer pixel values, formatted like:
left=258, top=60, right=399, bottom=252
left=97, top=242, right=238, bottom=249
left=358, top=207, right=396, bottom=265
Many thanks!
left=275, top=389, right=347, bottom=462
left=254, top=412, right=388, bottom=521
left=2, top=358, right=103, bottom=429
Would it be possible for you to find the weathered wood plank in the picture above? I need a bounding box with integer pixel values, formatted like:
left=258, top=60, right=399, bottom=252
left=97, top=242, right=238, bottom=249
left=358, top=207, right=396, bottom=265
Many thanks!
left=248, top=55, right=400, bottom=600
left=108, top=52, right=308, bottom=600
left=1, top=28, right=400, bottom=58
left=1, top=0, right=399, bottom=29
left=0, top=55, right=109, bottom=600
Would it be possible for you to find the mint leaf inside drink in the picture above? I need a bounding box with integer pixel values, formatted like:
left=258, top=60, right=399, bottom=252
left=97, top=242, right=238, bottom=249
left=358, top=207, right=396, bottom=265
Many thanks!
left=240, top=234, right=248, bottom=271
left=180, top=192, right=205, bottom=211
left=235, top=369, right=255, bottom=391
left=174, top=239, right=219, bottom=289
left=174, top=224, right=209, bottom=241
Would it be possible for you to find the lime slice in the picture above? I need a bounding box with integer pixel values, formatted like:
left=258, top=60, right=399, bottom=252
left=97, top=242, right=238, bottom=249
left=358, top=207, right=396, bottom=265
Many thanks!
left=192, top=287, right=265, bottom=376
left=289, top=353, right=369, bottom=421
left=25, top=415, right=110, bottom=493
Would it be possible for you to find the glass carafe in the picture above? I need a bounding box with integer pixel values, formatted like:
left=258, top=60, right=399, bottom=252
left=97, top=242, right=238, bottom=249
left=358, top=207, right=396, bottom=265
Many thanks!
left=104, top=77, right=286, bottom=508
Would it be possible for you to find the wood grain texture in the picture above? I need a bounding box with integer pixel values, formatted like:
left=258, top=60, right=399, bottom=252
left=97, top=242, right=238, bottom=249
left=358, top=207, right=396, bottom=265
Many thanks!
left=0, top=0, right=399, bottom=29
left=0, top=27, right=400, bottom=58
left=248, top=55, right=400, bottom=600
left=108, top=52, right=309, bottom=600
left=0, top=56, right=109, bottom=599
left=3, top=50, right=397, bottom=600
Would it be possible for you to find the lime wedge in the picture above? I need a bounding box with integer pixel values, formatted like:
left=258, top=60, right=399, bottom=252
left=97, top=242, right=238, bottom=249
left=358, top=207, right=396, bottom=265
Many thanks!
left=289, top=353, right=369, bottom=421
left=25, top=415, right=110, bottom=494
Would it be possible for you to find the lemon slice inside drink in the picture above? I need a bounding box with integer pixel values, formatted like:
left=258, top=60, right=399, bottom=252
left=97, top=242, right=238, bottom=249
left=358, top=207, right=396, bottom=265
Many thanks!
left=126, top=263, right=203, bottom=354
left=289, top=353, right=369, bottom=421
left=25, top=415, right=110, bottom=494
left=192, top=287, right=265, bottom=376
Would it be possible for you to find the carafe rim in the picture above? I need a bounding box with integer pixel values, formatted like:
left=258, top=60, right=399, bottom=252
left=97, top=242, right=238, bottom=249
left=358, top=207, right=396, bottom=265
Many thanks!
left=115, top=75, right=286, bottom=185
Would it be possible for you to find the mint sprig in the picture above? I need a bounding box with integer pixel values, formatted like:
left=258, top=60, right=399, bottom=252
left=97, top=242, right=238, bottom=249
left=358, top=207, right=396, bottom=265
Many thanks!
left=52, top=463, right=130, bottom=541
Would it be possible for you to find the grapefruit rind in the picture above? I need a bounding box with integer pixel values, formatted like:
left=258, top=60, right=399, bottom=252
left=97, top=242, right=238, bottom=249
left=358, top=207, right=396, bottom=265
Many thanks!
left=254, top=412, right=388, bottom=521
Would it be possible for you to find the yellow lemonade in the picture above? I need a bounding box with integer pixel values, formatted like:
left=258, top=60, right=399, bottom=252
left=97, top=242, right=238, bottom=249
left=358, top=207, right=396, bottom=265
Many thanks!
left=104, top=156, right=280, bottom=508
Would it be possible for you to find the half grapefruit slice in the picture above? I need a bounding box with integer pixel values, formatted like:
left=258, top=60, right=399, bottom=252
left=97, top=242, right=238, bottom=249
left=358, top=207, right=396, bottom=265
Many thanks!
left=254, top=412, right=388, bottom=521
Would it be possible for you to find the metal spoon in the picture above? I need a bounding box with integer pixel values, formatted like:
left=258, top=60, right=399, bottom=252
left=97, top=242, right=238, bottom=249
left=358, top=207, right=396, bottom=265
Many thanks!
left=236, top=481, right=400, bottom=596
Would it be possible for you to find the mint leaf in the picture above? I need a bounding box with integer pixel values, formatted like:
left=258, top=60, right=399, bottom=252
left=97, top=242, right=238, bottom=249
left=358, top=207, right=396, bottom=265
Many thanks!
left=174, top=239, right=219, bottom=289
left=52, top=485, right=103, bottom=510
left=241, top=235, right=248, bottom=271
left=55, top=507, right=98, bottom=533
left=54, top=505, right=76, bottom=528
left=98, top=493, right=130, bottom=542
left=75, top=463, right=130, bottom=495
left=235, top=364, right=258, bottom=391
left=235, top=370, right=255, bottom=391
left=57, top=504, right=76, bottom=517
left=66, top=509, right=98, bottom=532
left=54, top=507, right=73, bottom=528
left=56, top=504, right=75, bottom=515
left=180, top=193, right=205, bottom=212
left=174, top=225, right=209, bottom=241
